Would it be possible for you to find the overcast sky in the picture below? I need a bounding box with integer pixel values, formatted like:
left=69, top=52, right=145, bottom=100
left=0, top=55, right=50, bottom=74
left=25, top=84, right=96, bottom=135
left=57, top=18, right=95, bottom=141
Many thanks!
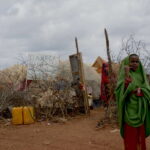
left=0, top=0, right=150, bottom=69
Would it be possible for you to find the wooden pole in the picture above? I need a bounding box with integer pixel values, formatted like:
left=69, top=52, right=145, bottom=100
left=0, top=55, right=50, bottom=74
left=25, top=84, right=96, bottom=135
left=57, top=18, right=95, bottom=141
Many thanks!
left=104, top=28, right=116, bottom=119
left=75, top=37, right=79, bottom=54
left=74, top=37, right=89, bottom=114
left=104, top=28, right=113, bottom=75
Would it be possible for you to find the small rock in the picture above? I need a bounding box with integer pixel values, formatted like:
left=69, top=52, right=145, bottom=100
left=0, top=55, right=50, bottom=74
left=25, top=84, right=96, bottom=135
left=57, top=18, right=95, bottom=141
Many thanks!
left=53, top=117, right=67, bottom=123
left=5, top=122, right=11, bottom=126
left=110, top=129, right=119, bottom=133
left=34, top=129, right=40, bottom=133
left=43, top=140, right=50, bottom=145
left=47, top=123, right=51, bottom=126
left=89, top=141, right=92, bottom=145
left=58, top=118, right=67, bottom=123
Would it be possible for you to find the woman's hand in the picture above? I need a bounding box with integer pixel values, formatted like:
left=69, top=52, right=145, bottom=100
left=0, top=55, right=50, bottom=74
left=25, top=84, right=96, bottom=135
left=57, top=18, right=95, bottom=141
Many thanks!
left=125, top=77, right=132, bottom=89
left=136, top=88, right=143, bottom=96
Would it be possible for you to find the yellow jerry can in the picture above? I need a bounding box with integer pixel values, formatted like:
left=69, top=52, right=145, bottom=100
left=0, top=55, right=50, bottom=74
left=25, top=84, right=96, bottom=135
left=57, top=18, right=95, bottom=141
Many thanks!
left=23, top=106, right=35, bottom=124
left=12, top=107, right=23, bottom=125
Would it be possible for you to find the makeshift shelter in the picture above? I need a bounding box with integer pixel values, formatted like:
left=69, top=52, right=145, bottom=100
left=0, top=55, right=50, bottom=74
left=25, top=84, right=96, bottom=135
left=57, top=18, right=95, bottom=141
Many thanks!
left=92, top=56, right=106, bottom=73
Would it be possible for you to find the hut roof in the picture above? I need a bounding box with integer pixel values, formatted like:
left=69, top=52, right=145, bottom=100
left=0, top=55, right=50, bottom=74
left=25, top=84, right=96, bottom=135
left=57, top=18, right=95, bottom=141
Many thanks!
left=92, top=56, right=106, bottom=73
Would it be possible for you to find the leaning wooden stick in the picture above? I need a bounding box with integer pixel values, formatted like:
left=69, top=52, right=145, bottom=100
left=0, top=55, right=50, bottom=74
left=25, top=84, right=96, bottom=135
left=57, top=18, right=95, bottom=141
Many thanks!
left=124, top=66, right=130, bottom=78
left=104, top=28, right=113, bottom=75
left=75, top=37, right=79, bottom=54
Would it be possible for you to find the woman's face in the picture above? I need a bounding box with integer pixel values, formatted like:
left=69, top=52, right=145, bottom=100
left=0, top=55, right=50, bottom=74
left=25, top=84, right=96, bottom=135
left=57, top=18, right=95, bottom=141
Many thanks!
left=129, top=56, right=139, bottom=71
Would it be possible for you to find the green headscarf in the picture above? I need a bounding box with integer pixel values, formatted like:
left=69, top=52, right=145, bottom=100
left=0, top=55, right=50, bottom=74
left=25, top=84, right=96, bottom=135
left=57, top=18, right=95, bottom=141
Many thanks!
left=115, top=56, right=150, bottom=137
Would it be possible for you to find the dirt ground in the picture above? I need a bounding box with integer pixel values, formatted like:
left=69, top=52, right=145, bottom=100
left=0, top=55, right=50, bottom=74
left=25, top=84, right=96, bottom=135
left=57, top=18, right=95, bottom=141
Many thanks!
left=0, top=108, right=150, bottom=150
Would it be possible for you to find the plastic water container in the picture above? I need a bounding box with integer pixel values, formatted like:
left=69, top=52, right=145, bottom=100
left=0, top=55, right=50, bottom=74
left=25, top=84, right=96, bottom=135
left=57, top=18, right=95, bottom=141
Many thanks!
left=12, top=106, right=35, bottom=125
left=23, top=106, right=35, bottom=124
left=12, top=107, right=23, bottom=125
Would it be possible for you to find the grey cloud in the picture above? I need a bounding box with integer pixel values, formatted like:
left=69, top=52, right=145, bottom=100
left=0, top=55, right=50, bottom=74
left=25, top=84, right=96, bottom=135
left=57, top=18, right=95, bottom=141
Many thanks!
left=0, top=0, right=150, bottom=69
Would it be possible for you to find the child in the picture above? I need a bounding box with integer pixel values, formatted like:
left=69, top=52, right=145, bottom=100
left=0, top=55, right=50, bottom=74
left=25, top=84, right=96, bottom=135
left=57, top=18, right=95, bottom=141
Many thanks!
left=115, top=54, right=150, bottom=150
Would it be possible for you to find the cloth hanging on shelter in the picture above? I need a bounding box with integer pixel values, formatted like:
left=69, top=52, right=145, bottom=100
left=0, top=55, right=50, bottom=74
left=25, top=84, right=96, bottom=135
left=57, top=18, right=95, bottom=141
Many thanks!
left=100, top=63, right=110, bottom=105
left=17, top=79, right=32, bottom=91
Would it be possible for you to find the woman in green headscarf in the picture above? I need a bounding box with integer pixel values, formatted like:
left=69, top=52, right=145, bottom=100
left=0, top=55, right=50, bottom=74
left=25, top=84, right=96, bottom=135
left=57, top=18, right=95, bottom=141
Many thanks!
left=115, top=54, right=150, bottom=150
